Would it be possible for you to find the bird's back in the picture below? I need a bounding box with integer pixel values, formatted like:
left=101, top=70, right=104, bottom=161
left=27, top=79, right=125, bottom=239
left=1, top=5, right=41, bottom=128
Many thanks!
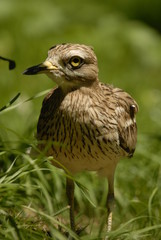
left=37, top=82, right=138, bottom=176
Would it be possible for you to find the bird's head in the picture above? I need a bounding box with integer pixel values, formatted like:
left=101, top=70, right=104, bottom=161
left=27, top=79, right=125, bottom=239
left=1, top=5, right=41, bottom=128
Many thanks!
left=23, top=43, right=99, bottom=91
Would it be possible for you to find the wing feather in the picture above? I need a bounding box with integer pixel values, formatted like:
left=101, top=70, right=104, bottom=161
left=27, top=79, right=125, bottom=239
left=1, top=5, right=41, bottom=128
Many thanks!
left=113, top=88, right=138, bottom=156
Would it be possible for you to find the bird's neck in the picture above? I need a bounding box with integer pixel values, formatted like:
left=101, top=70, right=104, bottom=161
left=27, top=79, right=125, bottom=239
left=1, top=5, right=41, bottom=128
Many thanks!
left=59, top=78, right=99, bottom=95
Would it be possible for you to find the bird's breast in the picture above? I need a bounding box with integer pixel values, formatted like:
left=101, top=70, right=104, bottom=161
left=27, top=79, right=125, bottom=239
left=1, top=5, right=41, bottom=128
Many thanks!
left=37, top=89, right=124, bottom=174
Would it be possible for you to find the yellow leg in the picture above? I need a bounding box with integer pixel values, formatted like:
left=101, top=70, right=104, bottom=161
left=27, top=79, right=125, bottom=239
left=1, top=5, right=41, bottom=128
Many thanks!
left=66, top=177, right=75, bottom=232
left=107, top=192, right=114, bottom=232
left=105, top=179, right=115, bottom=240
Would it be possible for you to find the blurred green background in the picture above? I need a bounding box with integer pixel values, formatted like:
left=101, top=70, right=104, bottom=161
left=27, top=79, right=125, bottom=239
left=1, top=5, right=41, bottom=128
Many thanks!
left=0, top=0, right=161, bottom=239
left=0, top=0, right=161, bottom=137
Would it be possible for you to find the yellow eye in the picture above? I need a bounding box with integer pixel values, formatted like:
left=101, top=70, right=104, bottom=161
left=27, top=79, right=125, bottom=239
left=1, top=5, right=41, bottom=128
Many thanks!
left=70, top=56, right=82, bottom=68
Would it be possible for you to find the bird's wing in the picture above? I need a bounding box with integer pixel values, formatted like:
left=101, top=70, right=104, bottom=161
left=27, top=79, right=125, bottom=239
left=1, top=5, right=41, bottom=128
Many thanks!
left=100, top=83, right=138, bottom=157
left=112, top=87, right=138, bottom=156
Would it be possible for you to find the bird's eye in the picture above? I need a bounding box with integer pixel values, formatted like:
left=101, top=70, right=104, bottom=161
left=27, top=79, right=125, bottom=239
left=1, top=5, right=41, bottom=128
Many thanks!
left=69, top=56, right=83, bottom=68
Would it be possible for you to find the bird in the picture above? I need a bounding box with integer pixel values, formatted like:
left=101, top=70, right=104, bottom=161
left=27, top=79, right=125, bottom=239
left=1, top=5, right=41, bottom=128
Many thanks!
left=23, top=43, right=138, bottom=237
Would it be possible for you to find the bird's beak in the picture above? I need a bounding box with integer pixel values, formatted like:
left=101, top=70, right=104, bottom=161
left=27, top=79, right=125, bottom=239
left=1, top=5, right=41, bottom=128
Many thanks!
left=23, top=60, right=58, bottom=75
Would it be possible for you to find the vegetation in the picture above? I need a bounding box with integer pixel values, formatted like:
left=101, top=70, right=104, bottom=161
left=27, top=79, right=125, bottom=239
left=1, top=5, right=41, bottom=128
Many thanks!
left=0, top=0, right=161, bottom=239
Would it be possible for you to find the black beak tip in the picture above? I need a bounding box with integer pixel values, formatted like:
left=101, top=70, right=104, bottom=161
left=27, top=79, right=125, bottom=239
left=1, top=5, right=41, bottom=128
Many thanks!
left=23, top=69, right=30, bottom=75
left=22, top=67, right=34, bottom=75
left=23, top=65, right=41, bottom=75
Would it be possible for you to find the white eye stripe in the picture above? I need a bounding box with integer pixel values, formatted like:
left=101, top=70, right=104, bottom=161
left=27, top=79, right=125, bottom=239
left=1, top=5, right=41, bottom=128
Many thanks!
left=67, top=49, right=87, bottom=59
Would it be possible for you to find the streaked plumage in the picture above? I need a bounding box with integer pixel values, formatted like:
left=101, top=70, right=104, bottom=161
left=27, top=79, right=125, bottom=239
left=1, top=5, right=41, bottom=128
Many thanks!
left=24, top=43, right=138, bottom=236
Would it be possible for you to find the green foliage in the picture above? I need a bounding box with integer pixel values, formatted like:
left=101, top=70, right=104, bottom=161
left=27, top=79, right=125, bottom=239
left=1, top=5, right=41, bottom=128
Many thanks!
left=0, top=0, right=161, bottom=239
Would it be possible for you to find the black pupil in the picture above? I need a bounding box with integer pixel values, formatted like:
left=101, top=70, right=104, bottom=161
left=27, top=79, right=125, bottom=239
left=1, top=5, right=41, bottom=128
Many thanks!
left=73, top=58, right=79, bottom=63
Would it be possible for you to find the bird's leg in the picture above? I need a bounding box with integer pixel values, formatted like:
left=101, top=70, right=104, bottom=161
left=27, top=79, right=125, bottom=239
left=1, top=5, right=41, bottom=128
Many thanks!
left=66, top=177, right=75, bottom=232
left=107, top=191, right=114, bottom=233
left=105, top=179, right=115, bottom=240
